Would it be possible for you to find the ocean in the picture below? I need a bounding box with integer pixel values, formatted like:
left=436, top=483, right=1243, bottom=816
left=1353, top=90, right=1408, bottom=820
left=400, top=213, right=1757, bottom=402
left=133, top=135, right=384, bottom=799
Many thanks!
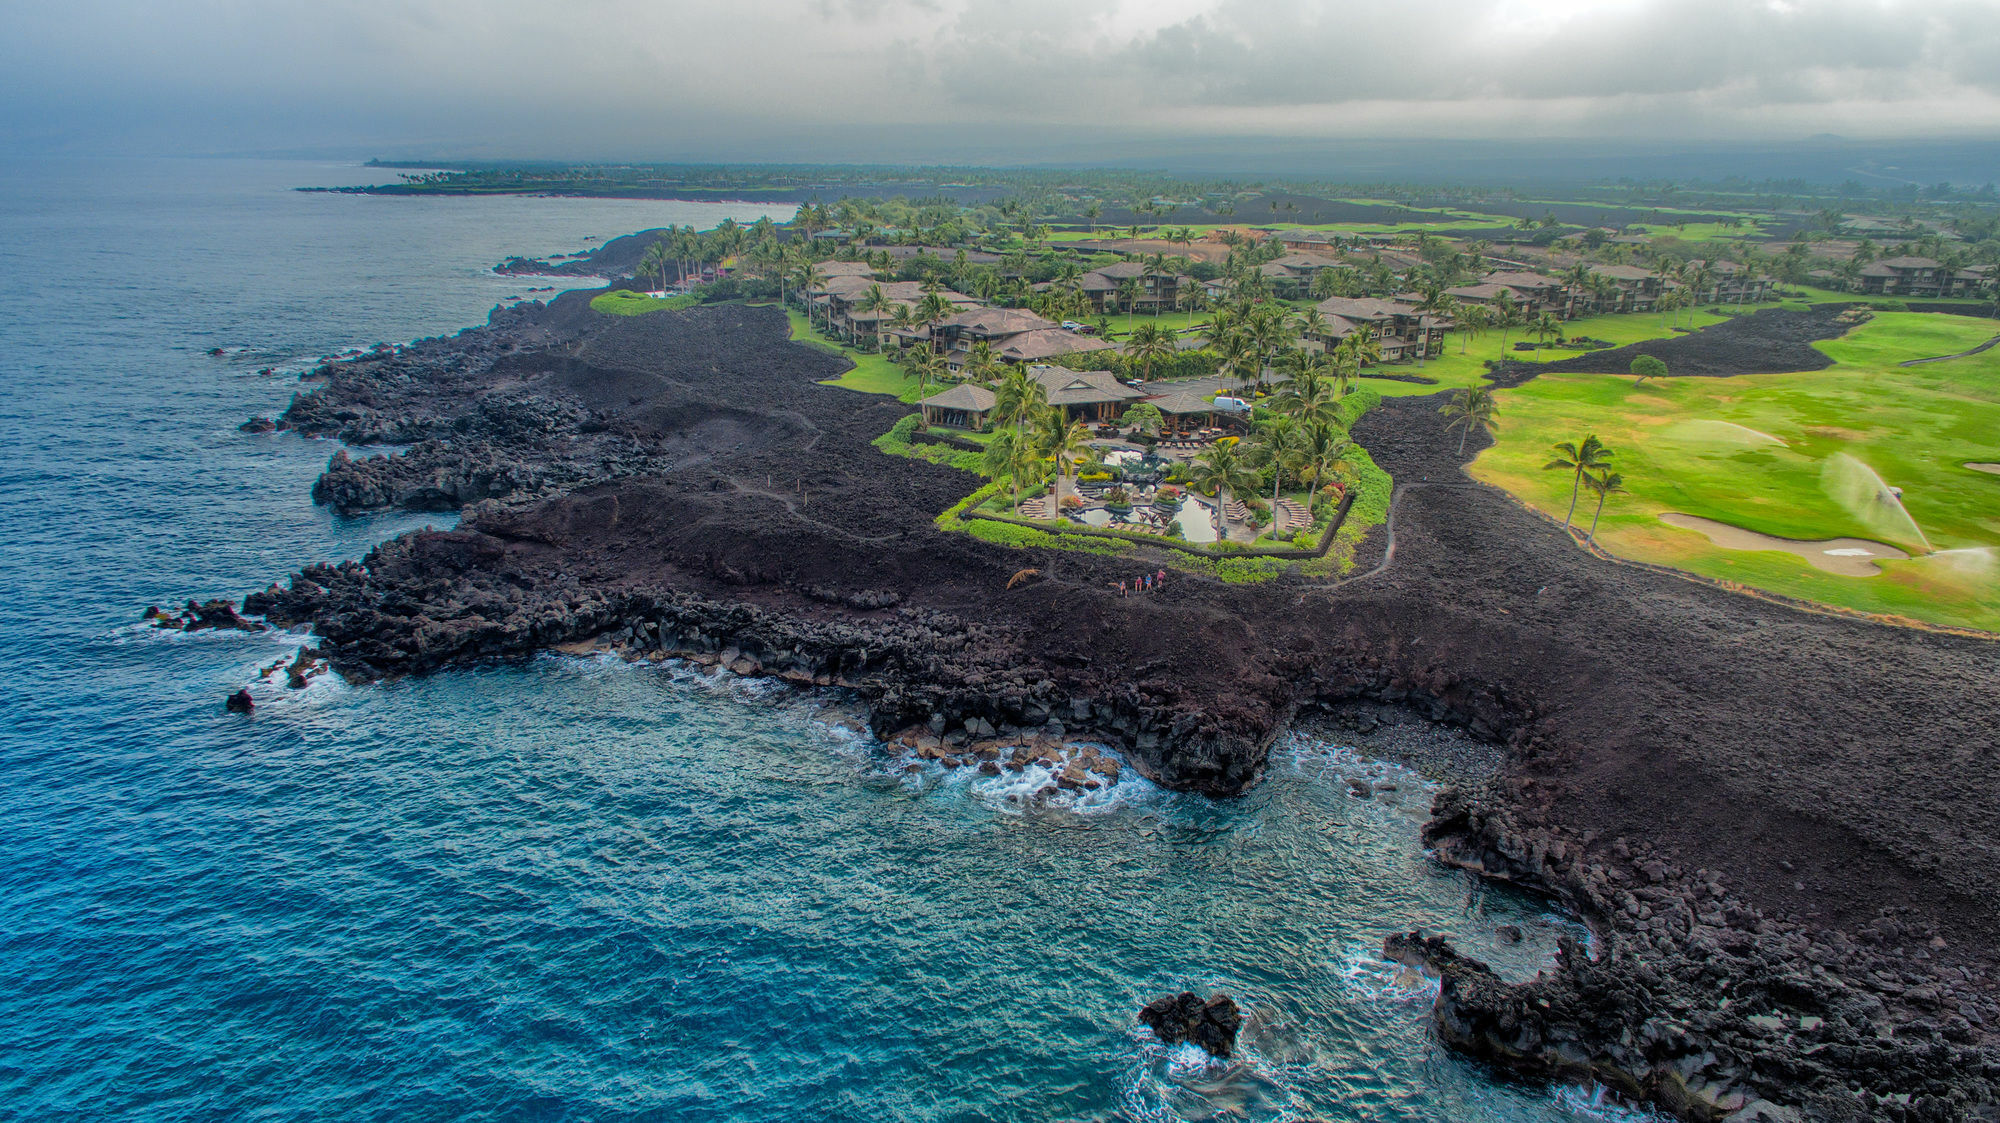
left=0, top=157, right=1652, bottom=1122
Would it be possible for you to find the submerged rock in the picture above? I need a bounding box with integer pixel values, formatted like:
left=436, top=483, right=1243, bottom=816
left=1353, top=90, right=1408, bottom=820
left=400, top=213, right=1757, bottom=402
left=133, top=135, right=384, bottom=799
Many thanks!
left=225, top=689, right=254, bottom=713
left=146, top=599, right=266, bottom=633
left=1139, top=991, right=1242, bottom=1058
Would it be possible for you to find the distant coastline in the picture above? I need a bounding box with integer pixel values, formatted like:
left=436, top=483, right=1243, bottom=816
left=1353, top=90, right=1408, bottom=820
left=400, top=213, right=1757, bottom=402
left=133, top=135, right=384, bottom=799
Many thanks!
left=300, top=183, right=822, bottom=204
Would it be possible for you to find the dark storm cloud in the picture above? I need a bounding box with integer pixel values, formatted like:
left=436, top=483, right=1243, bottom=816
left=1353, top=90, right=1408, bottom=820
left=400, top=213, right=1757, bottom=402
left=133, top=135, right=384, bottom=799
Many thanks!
left=1, top=0, right=1994, bottom=157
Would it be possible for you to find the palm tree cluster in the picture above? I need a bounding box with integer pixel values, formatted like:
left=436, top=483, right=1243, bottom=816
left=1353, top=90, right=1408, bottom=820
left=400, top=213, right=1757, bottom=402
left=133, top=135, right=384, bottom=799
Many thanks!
left=981, top=368, right=1093, bottom=516
left=1189, top=354, right=1358, bottom=541
left=1545, top=435, right=1625, bottom=544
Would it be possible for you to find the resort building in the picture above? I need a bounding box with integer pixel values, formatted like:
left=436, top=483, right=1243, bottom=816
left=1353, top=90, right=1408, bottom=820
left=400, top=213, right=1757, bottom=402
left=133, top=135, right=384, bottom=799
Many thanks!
left=1583, top=264, right=1666, bottom=313
left=932, top=307, right=1059, bottom=371
left=1146, top=390, right=1227, bottom=428
left=1077, top=261, right=1186, bottom=314
left=1445, top=281, right=1544, bottom=317
left=997, top=329, right=1117, bottom=366
left=1028, top=366, right=1144, bottom=422
left=1273, top=230, right=1339, bottom=254
left=1480, top=271, right=1567, bottom=312
left=1856, top=256, right=1960, bottom=298
left=809, top=276, right=977, bottom=347
left=1308, top=296, right=1450, bottom=362
left=1698, top=262, right=1772, bottom=305
left=1259, top=254, right=1348, bottom=297
left=914, top=365, right=1139, bottom=429
left=931, top=307, right=1114, bottom=371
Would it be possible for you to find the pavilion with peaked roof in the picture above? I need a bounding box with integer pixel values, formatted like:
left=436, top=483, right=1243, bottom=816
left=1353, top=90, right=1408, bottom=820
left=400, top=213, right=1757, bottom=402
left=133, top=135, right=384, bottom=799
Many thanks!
left=917, top=383, right=997, bottom=430
left=1028, top=366, right=1144, bottom=422
left=1146, top=390, right=1222, bottom=427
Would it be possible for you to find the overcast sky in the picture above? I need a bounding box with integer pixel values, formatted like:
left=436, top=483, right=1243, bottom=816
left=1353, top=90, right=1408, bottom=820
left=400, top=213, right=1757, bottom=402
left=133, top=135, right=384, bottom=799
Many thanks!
left=4, top=0, right=1997, bottom=161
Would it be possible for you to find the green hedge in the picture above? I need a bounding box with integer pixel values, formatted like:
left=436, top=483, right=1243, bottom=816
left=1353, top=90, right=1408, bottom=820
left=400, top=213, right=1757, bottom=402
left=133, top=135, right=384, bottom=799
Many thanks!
left=964, top=519, right=1132, bottom=556
left=1336, top=387, right=1383, bottom=427
left=875, top=414, right=988, bottom=474
left=1309, top=444, right=1392, bottom=575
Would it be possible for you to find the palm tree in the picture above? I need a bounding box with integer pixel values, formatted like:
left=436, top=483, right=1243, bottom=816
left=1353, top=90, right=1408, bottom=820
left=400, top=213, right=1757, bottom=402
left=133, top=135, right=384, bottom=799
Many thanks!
left=1247, top=306, right=1293, bottom=389
left=1531, top=312, right=1563, bottom=348
left=1084, top=203, right=1102, bottom=233
left=792, top=260, right=826, bottom=322
left=1297, top=307, right=1329, bottom=353
left=906, top=347, right=945, bottom=400
left=1125, top=322, right=1174, bottom=382
left=1412, top=285, right=1451, bottom=368
left=1492, top=292, right=1523, bottom=354
left=964, top=340, right=1000, bottom=385
left=1438, top=384, right=1498, bottom=456
left=1035, top=409, right=1093, bottom=511
left=1332, top=325, right=1379, bottom=393
left=1215, top=331, right=1261, bottom=397
left=1252, top=415, right=1307, bottom=516
left=916, top=291, right=952, bottom=336
left=1118, top=276, right=1144, bottom=330
left=856, top=283, right=894, bottom=350
left=1177, top=277, right=1208, bottom=319
left=640, top=242, right=672, bottom=293
left=984, top=428, right=1046, bottom=515
left=1560, top=263, right=1593, bottom=317
left=1189, top=438, right=1258, bottom=542
left=1295, top=419, right=1352, bottom=496
left=1545, top=435, right=1614, bottom=529
left=1582, top=469, right=1625, bottom=545
left=1273, top=354, right=1342, bottom=426
left=992, top=364, right=1047, bottom=435
left=1455, top=303, right=1489, bottom=354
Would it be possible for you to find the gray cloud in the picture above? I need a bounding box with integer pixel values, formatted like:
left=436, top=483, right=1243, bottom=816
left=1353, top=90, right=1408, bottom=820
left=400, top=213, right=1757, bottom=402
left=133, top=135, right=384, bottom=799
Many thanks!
left=2, top=0, right=1996, bottom=158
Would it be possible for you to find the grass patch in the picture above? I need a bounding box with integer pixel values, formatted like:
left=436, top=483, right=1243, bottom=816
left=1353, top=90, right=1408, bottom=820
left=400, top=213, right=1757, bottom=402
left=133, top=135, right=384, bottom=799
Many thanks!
left=1471, top=311, right=2000, bottom=631
left=1105, top=310, right=1212, bottom=337
left=1411, top=307, right=1741, bottom=388
left=590, top=290, right=699, bottom=316
left=874, top=415, right=988, bottom=473
left=782, top=307, right=929, bottom=403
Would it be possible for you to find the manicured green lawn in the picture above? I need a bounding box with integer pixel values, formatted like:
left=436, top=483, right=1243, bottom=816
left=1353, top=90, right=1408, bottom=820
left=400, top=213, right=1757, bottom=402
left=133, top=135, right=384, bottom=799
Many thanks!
left=1387, top=307, right=1737, bottom=394
left=1105, top=310, right=1211, bottom=337
left=590, top=290, right=697, bottom=316
left=780, top=307, right=929, bottom=403
left=1469, top=312, right=2000, bottom=631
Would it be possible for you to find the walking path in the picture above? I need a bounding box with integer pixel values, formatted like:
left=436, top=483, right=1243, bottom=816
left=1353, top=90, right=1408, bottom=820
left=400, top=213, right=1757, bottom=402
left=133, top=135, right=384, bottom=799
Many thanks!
left=1898, top=332, right=2000, bottom=366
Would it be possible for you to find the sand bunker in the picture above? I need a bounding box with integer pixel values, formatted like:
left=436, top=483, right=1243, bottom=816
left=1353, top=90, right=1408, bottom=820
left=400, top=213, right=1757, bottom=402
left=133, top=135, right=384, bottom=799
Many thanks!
left=1967, top=463, right=2000, bottom=477
left=1659, top=513, right=1909, bottom=576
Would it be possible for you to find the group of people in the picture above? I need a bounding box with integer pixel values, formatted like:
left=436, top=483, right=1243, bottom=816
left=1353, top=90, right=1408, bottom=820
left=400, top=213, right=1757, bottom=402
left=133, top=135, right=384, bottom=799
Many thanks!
left=1117, top=569, right=1168, bottom=597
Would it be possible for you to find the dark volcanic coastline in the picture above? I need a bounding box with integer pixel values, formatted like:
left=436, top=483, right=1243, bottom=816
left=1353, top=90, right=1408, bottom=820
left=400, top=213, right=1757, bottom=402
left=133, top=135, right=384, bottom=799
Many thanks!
left=239, top=295, right=2000, bottom=1120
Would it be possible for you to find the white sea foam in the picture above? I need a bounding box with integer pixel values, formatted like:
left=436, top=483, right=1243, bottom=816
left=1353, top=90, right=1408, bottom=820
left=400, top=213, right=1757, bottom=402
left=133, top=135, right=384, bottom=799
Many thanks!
left=1551, top=1083, right=1667, bottom=1121
left=1340, top=940, right=1443, bottom=1005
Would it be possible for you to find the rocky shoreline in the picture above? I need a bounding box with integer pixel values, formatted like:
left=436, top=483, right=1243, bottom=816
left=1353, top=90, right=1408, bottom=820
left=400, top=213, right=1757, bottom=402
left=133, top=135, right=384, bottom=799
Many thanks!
left=224, top=292, right=2000, bottom=1119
